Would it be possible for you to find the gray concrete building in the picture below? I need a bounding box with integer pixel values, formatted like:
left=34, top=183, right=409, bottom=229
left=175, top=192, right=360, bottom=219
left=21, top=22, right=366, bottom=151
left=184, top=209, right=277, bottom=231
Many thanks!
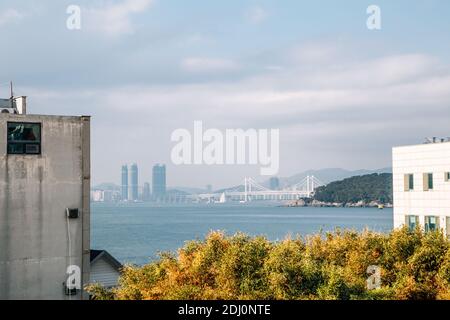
left=0, top=100, right=90, bottom=299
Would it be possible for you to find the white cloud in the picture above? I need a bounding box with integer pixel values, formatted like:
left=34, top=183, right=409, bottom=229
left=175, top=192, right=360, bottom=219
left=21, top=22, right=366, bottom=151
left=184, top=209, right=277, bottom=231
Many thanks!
left=264, top=65, right=284, bottom=72
left=290, top=42, right=340, bottom=64
left=286, top=54, right=438, bottom=90
left=183, top=33, right=210, bottom=44
left=43, top=51, right=448, bottom=127
left=0, top=8, right=24, bottom=26
left=86, top=0, right=153, bottom=36
left=20, top=42, right=450, bottom=185
left=245, top=6, right=268, bottom=24
left=84, top=50, right=450, bottom=135
left=28, top=50, right=450, bottom=127
left=181, top=57, right=239, bottom=73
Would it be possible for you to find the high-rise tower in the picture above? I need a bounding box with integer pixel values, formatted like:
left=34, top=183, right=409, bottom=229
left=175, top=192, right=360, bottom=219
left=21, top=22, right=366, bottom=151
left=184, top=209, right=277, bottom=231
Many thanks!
left=129, top=163, right=138, bottom=201
left=152, top=164, right=166, bottom=200
left=121, top=165, right=128, bottom=201
left=143, top=182, right=151, bottom=202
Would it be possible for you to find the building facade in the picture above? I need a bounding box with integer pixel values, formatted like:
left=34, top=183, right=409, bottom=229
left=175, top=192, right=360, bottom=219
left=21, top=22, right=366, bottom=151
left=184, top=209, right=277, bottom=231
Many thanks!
left=91, top=190, right=104, bottom=202
left=0, top=111, right=90, bottom=299
left=392, top=140, right=450, bottom=238
left=129, top=163, right=138, bottom=201
left=121, top=165, right=128, bottom=201
left=152, top=164, right=166, bottom=200
left=91, top=189, right=120, bottom=203
left=142, top=182, right=151, bottom=201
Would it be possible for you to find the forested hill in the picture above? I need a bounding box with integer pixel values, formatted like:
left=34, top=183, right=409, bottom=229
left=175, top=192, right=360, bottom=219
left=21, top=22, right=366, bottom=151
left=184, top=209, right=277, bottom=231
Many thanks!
left=313, top=173, right=393, bottom=204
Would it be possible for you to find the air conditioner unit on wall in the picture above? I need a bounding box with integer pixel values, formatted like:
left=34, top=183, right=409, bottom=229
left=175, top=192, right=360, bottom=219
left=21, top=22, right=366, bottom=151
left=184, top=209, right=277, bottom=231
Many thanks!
left=0, top=97, right=26, bottom=114
left=0, top=108, right=18, bottom=114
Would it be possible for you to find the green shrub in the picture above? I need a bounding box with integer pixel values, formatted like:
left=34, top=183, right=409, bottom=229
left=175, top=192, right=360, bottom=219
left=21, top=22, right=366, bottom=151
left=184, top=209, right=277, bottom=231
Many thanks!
left=86, top=228, right=450, bottom=300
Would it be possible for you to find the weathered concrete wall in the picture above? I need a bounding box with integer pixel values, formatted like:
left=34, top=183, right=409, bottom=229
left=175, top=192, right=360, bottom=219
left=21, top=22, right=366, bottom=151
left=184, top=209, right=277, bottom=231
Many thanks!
left=0, top=114, right=90, bottom=299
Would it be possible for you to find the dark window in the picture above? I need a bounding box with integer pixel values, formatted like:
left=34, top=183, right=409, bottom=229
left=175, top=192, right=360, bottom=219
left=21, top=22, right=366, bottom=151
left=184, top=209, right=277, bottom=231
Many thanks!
left=406, top=215, right=419, bottom=231
left=409, top=175, right=414, bottom=190
left=7, top=122, right=41, bottom=155
left=427, top=173, right=433, bottom=190
left=446, top=172, right=450, bottom=182
left=404, top=174, right=414, bottom=191
left=423, top=173, right=433, bottom=191
left=447, top=217, right=450, bottom=239
left=408, top=174, right=414, bottom=191
left=425, top=216, right=438, bottom=233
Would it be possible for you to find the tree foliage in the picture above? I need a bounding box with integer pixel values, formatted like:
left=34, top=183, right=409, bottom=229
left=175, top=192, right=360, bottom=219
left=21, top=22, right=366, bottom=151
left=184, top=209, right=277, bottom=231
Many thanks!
left=86, top=228, right=450, bottom=300
left=313, top=173, right=392, bottom=204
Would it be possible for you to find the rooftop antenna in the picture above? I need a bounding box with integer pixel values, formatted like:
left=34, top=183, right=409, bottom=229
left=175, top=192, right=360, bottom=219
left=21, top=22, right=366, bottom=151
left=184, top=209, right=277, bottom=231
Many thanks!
left=10, top=81, right=14, bottom=108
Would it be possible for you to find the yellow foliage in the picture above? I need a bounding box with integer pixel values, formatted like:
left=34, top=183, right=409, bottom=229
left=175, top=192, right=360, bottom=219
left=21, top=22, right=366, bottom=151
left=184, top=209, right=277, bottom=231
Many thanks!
left=87, top=228, right=450, bottom=300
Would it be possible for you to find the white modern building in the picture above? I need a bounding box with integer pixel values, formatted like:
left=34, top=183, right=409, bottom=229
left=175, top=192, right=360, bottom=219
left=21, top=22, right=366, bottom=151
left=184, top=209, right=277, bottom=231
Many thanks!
left=392, top=138, right=450, bottom=238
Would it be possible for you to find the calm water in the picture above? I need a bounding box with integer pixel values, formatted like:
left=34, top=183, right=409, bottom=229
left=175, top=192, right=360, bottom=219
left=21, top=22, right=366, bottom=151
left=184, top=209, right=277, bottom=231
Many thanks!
left=91, top=203, right=393, bottom=265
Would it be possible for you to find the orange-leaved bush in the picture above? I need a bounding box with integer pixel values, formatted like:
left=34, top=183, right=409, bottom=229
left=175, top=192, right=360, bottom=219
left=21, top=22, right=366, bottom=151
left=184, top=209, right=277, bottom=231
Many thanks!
left=86, top=227, right=450, bottom=300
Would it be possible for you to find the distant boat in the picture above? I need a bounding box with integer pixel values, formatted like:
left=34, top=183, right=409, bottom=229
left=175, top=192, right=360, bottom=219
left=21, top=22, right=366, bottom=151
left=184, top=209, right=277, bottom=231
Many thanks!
left=216, top=193, right=226, bottom=204
left=378, top=204, right=384, bottom=209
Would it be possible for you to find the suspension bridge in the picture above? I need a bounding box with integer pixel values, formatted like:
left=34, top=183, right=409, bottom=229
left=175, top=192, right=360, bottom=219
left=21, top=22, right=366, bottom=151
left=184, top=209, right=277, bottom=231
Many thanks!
left=192, top=176, right=325, bottom=203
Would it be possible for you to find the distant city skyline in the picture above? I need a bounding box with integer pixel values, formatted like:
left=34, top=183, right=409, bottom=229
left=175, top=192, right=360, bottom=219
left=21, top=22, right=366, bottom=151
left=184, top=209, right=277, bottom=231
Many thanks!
left=106, top=164, right=392, bottom=192
left=119, top=163, right=167, bottom=199
left=2, top=1, right=449, bottom=188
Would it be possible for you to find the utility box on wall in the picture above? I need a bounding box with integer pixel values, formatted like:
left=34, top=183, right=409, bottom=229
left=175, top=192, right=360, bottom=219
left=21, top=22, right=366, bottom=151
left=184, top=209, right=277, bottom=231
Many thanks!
left=0, top=113, right=90, bottom=300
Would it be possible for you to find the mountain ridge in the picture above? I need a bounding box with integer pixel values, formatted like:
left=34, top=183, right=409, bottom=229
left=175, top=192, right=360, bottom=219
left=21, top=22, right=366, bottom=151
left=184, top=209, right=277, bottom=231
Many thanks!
left=273, top=167, right=392, bottom=187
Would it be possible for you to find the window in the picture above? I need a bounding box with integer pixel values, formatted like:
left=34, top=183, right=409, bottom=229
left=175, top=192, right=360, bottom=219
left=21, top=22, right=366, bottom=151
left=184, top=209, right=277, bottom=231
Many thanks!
left=405, top=215, right=419, bottom=231
left=404, top=174, right=414, bottom=191
left=7, top=122, right=41, bottom=155
left=424, top=216, right=439, bottom=233
left=447, top=217, right=450, bottom=239
left=445, top=172, right=450, bottom=182
left=423, top=173, right=433, bottom=191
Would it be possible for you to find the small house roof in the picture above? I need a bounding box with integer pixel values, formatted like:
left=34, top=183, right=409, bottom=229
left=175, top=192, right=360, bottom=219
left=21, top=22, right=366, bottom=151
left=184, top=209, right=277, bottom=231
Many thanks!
left=90, top=249, right=123, bottom=270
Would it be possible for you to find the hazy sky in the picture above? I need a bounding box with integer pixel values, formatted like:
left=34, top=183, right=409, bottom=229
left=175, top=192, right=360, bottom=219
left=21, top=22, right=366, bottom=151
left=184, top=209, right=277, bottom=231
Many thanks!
left=1, top=0, right=450, bottom=189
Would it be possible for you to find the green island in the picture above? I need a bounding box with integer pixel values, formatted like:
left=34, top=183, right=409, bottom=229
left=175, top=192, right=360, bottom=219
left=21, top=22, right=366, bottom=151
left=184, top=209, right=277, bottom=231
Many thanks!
left=314, top=173, right=393, bottom=205
left=87, top=227, right=450, bottom=300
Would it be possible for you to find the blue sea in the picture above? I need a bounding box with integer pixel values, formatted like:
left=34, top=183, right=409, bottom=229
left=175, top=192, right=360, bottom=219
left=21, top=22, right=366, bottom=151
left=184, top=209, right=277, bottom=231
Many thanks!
left=91, top=203, right=393, bottom=265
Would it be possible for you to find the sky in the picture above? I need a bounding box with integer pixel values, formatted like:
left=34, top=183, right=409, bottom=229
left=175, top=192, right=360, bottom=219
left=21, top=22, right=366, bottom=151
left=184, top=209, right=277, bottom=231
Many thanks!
left=1, top=0, right=450, bottom=189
